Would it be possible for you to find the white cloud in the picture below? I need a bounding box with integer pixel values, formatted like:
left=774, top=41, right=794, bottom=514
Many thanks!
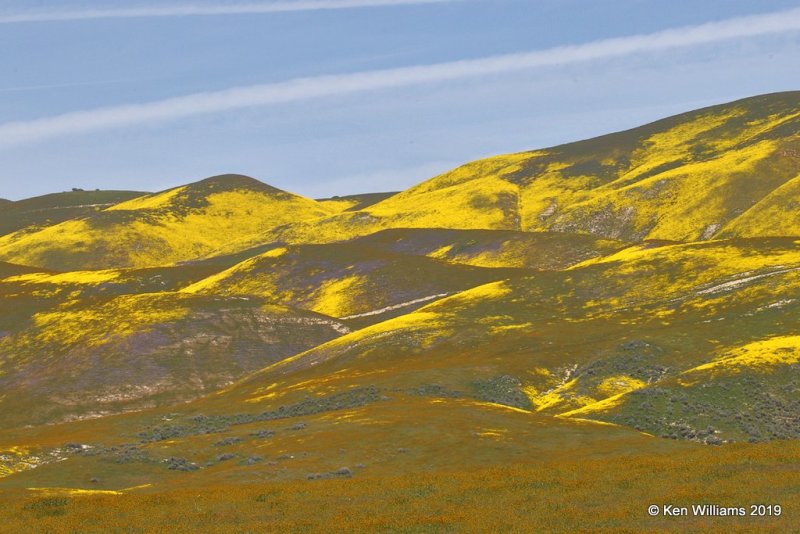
left=0, top=0, right=461, bottom=23
left=1, top=7, right=799, bottom=149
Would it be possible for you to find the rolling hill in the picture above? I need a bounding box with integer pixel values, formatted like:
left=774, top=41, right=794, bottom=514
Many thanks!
left=0, top=91, right=799, bottom=532
left=186, top=237, right=800, bottom=445
left=1, top=93, right=796, bottom=274
left=0, top=175, right=334, bottom=271
left=263, top=91, right=800, bottom=245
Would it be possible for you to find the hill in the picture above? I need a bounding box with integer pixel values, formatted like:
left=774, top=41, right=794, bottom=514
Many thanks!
left=1, top=93, right=796, bottom=271
left=182, top=240, right=529, bottom=324
left=0, top=176, right=335, bottom=271
left=0, top=292, right=349, bottom=427
left=0, top=190, right=146, bottom=237
left=191, top=237, right=800, bottom=445
left=0, top=259, right=262, bottom=336
left=1, top=231, right=799, bottom=527
left=263, top=92, right=799, bottom=245
left=2, top=229, right=607, bottom=427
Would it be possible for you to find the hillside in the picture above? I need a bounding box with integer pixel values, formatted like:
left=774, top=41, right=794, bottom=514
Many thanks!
left=0, top=258, right=264, bottom=336
left=1, top=93, right=796, bottom=272
left=0, top=190, right=146, bottom=237
left=263, top=91, right=800, bottom=245
left=0, top=175, right=334, bottom=271
left=191, top=237, right=800, bottom=444
left=1, top=230, right=799, bottom=527
left=182, top=240, right=529, bottom=324
left=0, top=292, right=349, bottom=427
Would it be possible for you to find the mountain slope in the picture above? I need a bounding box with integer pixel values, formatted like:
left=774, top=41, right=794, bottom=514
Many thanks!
left=264, top=92, right=800, bottom=244
left=0, top=175, right=334, bottom=271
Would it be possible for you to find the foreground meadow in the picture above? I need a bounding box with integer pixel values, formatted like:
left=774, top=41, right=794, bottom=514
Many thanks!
left=1, top=438, right=797, bottom=533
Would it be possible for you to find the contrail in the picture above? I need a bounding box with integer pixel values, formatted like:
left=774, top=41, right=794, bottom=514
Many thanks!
left=0, top=0, right=461, bottom=24
left=1, top=7, right=799, bottom=148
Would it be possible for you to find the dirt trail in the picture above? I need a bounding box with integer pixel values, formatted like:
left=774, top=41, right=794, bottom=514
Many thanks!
left=341, top=293, right=449, bottom=320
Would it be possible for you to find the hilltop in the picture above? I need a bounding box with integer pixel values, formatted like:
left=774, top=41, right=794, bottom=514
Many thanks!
left=0, top=175, right=334, bottom=271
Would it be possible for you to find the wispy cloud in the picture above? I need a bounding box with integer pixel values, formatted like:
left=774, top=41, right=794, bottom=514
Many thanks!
left=0, top=79, right=130, bottom=93
left=0, top=0, right=460, bottom=24
left=1, top=7, right=799, bottom=149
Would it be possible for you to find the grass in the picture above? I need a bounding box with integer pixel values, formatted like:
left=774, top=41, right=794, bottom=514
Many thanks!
left=0, top=419, right=796, bottom=532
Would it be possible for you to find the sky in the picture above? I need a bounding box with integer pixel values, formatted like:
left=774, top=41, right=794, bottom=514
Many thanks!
left=0, top=0, right=799, bottom=200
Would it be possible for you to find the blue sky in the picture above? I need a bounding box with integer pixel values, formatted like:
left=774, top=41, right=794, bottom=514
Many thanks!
left=1, top=0, right=799, bottom=200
